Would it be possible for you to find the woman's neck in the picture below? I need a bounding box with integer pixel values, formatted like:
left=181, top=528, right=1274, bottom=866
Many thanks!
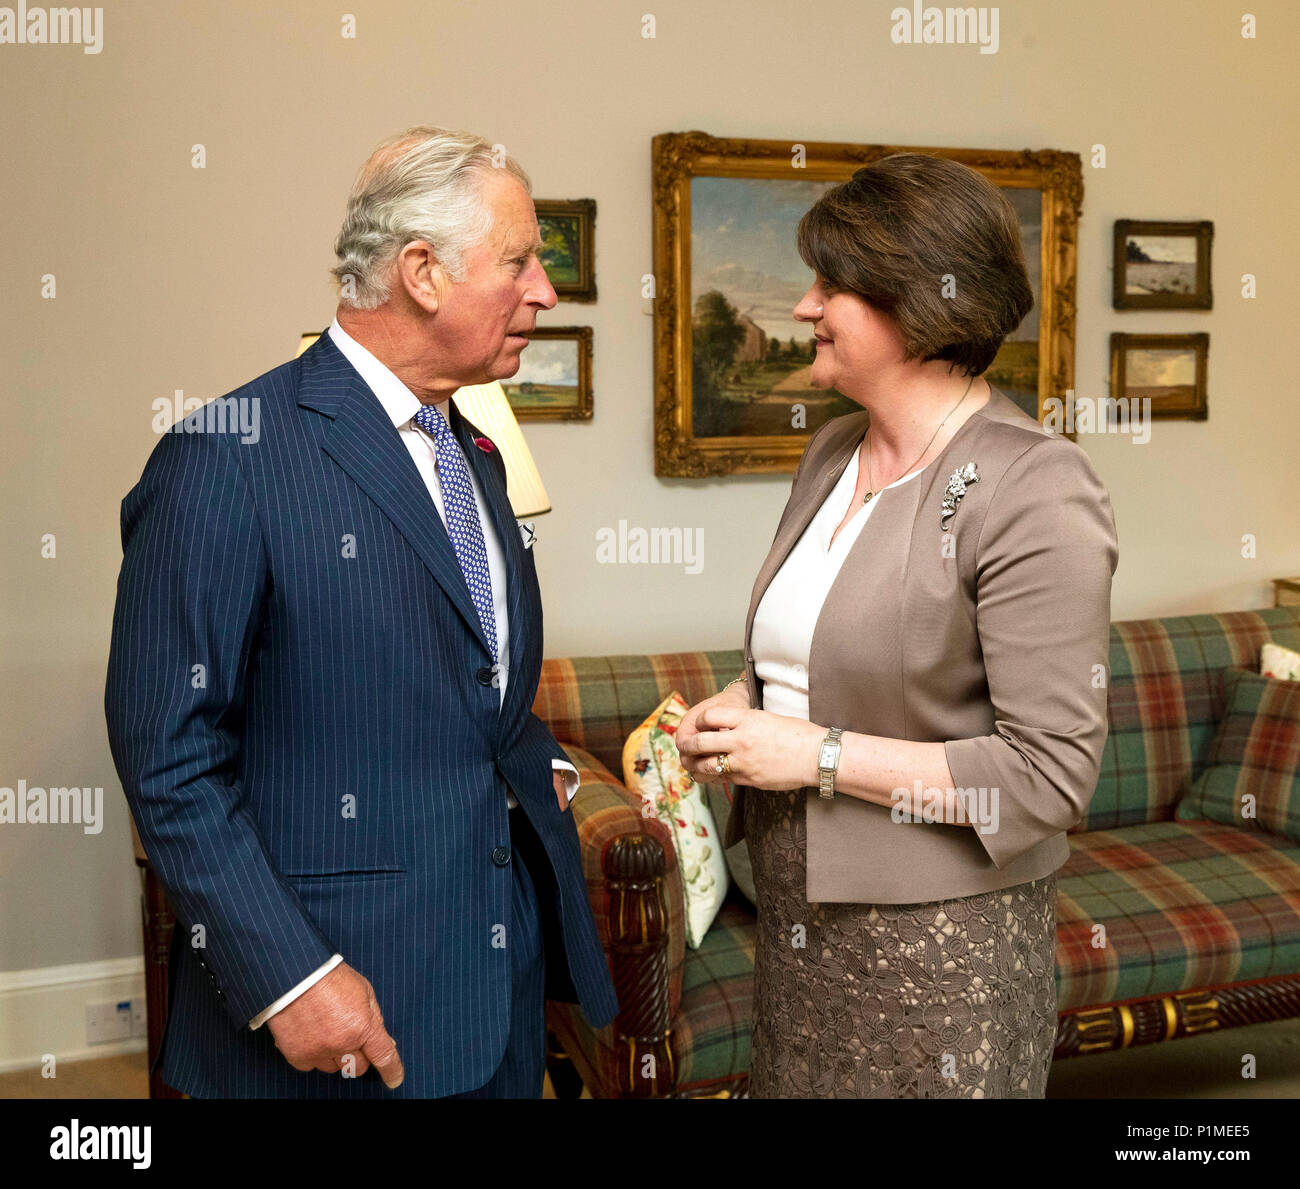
left=856, top=371, right=991, bottom=471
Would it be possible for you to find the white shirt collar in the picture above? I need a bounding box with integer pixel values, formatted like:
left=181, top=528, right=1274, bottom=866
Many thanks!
left=327, top=317, right=450, bottom=429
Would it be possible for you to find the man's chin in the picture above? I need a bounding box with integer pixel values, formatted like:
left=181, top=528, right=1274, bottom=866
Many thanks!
left=492, top=356, right=523, bottom=381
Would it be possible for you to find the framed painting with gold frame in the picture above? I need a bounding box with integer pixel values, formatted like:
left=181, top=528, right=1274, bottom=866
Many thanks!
left=501, top=326, right=593, bottom=421
left=1109, top=331, right=1208, bottom=420
left=535, top=198, right=596, bottom=303
left=1112, top=219, right=1213, bottom=310
left=651, top=131, right=1083, bottom=476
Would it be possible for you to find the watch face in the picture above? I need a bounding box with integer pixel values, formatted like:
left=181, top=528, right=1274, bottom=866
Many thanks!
left=819, top=744, right=836, bottom=769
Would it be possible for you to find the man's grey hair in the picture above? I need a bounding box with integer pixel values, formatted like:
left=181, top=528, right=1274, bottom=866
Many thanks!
left=331, top=126, right=532, bottom=310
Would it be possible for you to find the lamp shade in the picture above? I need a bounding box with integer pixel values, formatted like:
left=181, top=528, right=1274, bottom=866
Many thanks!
left=452, top=381, right=551, bottom=519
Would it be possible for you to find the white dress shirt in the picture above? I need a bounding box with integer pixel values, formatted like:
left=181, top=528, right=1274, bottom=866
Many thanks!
left=248, top=319, right=578, bottom=1030
left=751, top=444, right=928, bottom=721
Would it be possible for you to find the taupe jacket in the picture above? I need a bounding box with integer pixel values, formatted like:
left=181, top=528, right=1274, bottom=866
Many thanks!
left=724, top=385, right=1119, bottom=903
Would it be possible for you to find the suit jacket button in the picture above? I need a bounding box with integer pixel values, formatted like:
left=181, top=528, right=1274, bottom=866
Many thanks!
left=476, top=667, right=494, bottom=685
left=492, top=845, right=511, bottom=866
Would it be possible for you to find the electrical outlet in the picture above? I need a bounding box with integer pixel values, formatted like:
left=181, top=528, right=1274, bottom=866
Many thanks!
left=131, top=1000, right=146, bottom=1038
left=86, top=1000, right=133, bottom=1045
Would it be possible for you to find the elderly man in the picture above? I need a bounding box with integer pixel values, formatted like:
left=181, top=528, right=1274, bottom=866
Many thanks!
left=105, top=126, right=618, bottom=1098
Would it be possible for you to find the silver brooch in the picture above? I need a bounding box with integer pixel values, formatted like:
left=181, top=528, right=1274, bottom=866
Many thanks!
left=940, top=462, right=979, bottom=530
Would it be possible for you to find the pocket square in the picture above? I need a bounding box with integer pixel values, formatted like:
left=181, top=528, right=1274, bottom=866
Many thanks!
left=519, top=521, right=537, bottom=550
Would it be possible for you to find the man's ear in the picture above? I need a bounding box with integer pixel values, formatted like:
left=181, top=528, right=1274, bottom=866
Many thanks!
left=394, top=240, right=446, bottom=314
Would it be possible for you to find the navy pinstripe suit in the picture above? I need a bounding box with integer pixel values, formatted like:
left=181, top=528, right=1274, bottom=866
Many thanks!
left=105, top=332, right=618, bottom=1097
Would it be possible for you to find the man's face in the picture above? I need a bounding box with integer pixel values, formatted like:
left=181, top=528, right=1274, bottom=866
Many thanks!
left=428, top=169, right=557, bottom=384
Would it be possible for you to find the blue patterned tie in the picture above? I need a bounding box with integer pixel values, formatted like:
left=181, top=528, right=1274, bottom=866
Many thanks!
left=412, top=404, right=498, bottom=662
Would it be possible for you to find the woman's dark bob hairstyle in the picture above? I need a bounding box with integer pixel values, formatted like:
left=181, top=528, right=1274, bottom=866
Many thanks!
left=796, top=153, right=1034, bottom=377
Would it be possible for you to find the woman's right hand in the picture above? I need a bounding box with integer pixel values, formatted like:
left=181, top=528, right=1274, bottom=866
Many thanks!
left=678, top=681, right=750, bottom=775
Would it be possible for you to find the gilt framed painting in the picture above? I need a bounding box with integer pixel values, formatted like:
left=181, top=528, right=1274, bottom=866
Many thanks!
left=651, top=132, right=1083, bottom=476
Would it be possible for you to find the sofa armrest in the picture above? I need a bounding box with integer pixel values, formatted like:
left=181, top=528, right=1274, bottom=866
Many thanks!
left=560, top=743, right=687, bottom=1036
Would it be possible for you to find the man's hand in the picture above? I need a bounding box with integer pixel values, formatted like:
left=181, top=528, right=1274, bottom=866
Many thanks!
left=265, top=962, right=404, bottom=1088
left=553, top=769, right=570, bottom=813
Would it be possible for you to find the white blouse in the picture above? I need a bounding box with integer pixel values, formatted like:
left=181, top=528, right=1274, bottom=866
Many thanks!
left=751, top=443, right=928, bottom=722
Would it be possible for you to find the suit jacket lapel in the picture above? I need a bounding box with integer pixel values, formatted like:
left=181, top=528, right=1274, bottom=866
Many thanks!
left=298, top=334, right=496, bottom=659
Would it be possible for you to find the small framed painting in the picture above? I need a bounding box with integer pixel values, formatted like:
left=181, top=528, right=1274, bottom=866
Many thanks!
left=1109, top=332, right=1208, bottom=420
left=502, top=326, right=593, bottom=421
left=535, top=199, right=596, bottom=303
left=1113, top=220, right=1213, bottom=309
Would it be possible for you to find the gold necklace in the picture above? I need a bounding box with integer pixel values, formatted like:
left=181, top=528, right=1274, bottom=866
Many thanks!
left=862, top=375, right=975, bottom=505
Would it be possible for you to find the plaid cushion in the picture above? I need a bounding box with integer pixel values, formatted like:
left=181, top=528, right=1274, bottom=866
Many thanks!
left=1176, top=668, right=1300, bottom=843
left=1083, top=607, right=1300, bottom=832
left=535, top=651, right=746, bottom=779
left=1056, top=818, right=1300, bottom=1010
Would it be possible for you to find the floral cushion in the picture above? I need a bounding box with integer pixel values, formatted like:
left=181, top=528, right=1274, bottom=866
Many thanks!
left=623, top=692, right=729, bottom=948
left=1262, top=641, right=1300, bottom=681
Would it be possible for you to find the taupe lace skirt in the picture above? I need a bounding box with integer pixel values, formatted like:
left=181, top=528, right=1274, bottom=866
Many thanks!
left=745, top=787, right=1058, bottom=1099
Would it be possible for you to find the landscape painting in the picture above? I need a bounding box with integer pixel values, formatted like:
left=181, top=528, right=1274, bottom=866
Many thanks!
left=1113, top=220, right=1213, bottom=310
left=653, top=133, right=1082, bottom=476
left=501, top=326, right=593, bottom=421
left=688, top=176, right=1043, bottom=437
left=535, top=199, right=596, bottom=302
left=1109, top=332, right=1208, bottom=420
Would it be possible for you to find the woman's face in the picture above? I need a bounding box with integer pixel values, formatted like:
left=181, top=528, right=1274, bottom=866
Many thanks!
left=794, top=274, right=905, bottom=396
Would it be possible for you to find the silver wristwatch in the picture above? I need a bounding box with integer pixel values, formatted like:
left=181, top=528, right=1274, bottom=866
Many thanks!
left=817, top=726, right=844, bottom=799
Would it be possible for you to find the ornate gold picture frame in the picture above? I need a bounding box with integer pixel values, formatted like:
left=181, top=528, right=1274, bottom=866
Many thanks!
left=652, top=132, right=1083, bottom=476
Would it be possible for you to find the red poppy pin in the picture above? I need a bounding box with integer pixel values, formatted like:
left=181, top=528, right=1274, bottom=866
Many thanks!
left=473, top=436, right=495, bottom=453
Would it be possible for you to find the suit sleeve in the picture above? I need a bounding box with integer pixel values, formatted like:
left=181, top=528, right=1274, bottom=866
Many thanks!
left=943, top=437, right=1118, bottom=870
left=105, top=427, right=337, bottom=1027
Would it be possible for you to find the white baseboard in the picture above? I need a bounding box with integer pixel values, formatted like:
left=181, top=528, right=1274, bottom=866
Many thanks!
left=0, top=957, right=148, bottom=1075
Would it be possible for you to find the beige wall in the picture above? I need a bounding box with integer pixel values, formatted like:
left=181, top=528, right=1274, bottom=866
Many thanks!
left=1, top=0, right=1296, bottom=972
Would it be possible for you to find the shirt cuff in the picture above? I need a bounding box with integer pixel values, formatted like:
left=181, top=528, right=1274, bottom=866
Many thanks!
left=552, top=758, right=580, bottom=802
left=248, top=953, right=344, bottom=1030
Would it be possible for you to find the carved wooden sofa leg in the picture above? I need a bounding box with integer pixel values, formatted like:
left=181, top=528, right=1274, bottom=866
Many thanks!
left=603, top=834, right=676, bottom=1097
left=1055, top=975, right=1300, bottom=1058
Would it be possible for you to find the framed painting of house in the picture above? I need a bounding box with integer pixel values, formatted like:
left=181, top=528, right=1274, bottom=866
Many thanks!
left=651, top=131, right=1083, bottom=476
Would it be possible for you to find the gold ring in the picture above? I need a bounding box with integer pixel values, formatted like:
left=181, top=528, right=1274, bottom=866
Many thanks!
left=717, top=754, right=731, bottom=775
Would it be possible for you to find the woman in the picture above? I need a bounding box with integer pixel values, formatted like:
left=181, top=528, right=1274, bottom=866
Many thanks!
left=677, top=152, right=1118, bottom=1099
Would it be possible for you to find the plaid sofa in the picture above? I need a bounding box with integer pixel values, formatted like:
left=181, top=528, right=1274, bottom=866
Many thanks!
left=537, top=606, right=1300, bottom=1098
